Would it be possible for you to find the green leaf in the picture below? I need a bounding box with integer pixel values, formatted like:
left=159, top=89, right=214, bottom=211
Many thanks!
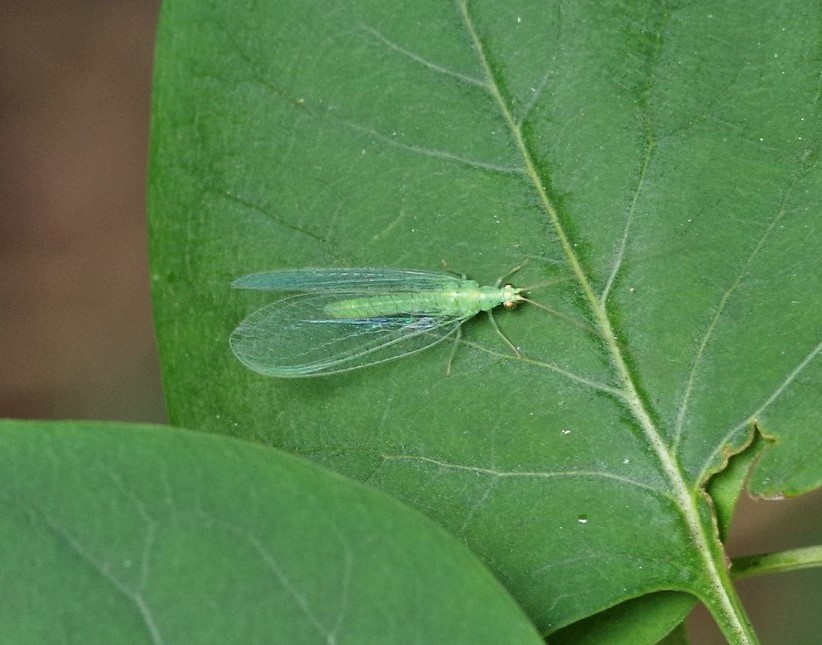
left=0, top=420, right=542, bottom=644
left=149, top=0, right=822, bottom=640
left=548, top=592, right=695, bottom=645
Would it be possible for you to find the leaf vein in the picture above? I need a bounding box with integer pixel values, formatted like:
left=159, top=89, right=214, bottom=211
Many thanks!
left=359, top=24, right=489, bottom=89
left=672, top=175, right=804, bottom=451
left=379, top=454, right=672, bottom=499
left=698, top=335, right=822, bottom=483
left=336, top=117, right=526, bottom=174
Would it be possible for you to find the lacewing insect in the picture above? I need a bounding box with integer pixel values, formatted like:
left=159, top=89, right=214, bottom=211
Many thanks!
left=229, top=266, right=547, bottom=377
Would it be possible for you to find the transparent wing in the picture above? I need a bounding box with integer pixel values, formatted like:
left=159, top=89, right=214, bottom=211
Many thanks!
left=230, top=293, right=466, bottom=377
left=232, top=267, right=469, bottom=293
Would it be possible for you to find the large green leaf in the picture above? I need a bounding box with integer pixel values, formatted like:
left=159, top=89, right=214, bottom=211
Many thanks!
left=149, top=0, right=822, bottom=640
left=0, top=420, right=542, bottom=644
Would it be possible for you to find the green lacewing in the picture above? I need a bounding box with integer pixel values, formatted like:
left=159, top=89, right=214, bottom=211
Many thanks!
left=229, top=266, right=540, bottom=377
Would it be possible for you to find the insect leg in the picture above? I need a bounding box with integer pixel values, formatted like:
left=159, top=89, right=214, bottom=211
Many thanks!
left=486, top=310, right=521, bottom=357
left=445, top=324, right=462, bottom=375
left=439, top=258, right=467, bottom=280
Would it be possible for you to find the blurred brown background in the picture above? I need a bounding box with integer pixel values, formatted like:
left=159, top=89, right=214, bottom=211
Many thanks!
left=0, top=2, right=818, bottom=642
left=1, top=1, right=164, bottom=422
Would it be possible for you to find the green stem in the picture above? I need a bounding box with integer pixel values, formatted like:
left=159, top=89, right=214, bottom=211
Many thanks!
left=732, top=545, right=822, bottom=580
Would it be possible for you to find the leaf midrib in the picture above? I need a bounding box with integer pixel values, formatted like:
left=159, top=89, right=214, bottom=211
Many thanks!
left=457, top=1, right=757, bottom=641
